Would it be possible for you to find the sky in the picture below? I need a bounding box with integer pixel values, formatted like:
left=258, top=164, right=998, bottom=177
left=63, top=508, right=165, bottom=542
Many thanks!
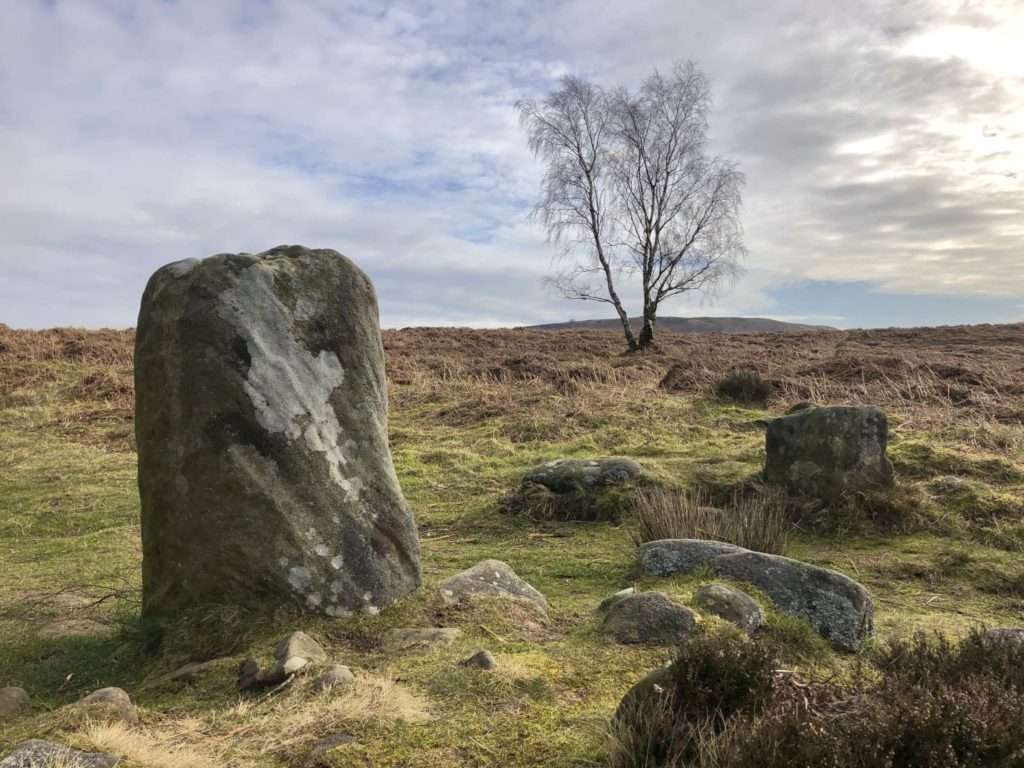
left=1, top=0, right=1022, bottom=330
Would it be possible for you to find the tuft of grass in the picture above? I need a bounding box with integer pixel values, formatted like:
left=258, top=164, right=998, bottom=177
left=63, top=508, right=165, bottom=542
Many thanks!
left=630, top=486, right=789, bottom=555
left=714, top=370, right=775, bottom=406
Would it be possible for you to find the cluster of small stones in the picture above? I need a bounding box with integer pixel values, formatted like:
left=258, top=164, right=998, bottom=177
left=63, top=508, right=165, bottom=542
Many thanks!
left=596, top=583, right=764, bottom=645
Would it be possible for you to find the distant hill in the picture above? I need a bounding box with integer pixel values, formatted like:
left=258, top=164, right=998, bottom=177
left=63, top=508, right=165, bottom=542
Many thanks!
left=528, top=316, right=835, bottom=334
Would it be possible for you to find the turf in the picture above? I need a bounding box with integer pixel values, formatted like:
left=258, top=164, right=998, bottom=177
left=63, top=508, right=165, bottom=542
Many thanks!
left=1, top=323, right=1023, bottom=766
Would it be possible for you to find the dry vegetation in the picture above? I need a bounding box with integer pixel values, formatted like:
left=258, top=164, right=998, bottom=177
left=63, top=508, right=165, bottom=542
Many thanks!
left=1, top=321, right=1023, bottom=767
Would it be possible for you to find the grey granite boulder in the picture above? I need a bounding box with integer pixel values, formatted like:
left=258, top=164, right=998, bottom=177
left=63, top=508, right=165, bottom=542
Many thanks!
left=509, top=457, right=646, bottom=521
left=0, top=741, right=119, bottom=768
left=437, top=560, right=548, bottom=614
left=0, top=687, right=29, bottom=721
left=69, top=687, right=138, bottom=725
left=982, top=628, right=1024, bottom=646
left=524, top=457, right=644, bottom=493
left=276, top=631, right=328, bottom=665
left=639, top=539, right=745, bottom=577
left=313, top=664, right=355, bottom=692
left=135, top=246, right=421, bottom=618
left=764, top=405, right=894, bottom=500
left=694, top=583, right=764, bottom=634
left=638, top=539, right=873, bottom=651
left=601, top=592, right=698, bottom=645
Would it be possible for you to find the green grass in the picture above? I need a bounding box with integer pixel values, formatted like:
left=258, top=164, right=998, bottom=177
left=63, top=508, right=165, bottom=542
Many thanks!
left=2, top=360, right=1024, bottom=766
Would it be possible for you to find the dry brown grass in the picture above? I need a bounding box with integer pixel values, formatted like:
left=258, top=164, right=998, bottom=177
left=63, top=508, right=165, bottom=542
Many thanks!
left=631, top=485, right=790, bottom=554
left=2, top=322, right=1022, bottom=450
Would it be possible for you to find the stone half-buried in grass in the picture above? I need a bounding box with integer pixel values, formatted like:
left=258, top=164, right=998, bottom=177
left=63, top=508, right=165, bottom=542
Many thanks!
left=0, top=740, right=120, bottom=768
left=639, top=539, right=873, bottom=652
left=436, top=559, right=549, bottom=615
left=502, top=457, right=649, bottom=522
left=599, top=591, right=698, bottom=645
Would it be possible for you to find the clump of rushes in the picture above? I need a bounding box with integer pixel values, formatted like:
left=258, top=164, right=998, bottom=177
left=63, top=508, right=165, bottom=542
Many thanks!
left=631, top=485, right=789, bottom=555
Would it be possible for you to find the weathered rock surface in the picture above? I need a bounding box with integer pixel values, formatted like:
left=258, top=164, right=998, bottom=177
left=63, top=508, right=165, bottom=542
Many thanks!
left=276, top=631, right=328, bottom=664
left=238, top=631, right=328, bottom=691
left=983, top=628, right=1024, bottom=646
left=524, top=457, right=645, bottom=493
left=764, top=405, right=894, bottom=500
left=638, top=539, right=873, bottom=651
left=597, top=587, right=636, bottom=613
left=639, top=539, right=745, bottom=577
left=135, top=246, right=421, bottom=618
left=459, top=649, right=497, bottom=670
left=0, top=688, right=30, bottom=721
left=613, top=666, right=673, bottom=724
left=70, top=687, right=138, bottom=725
left=382, top=627, right=461, bottom=653
left=693, top=583, right=764, bottom=633
left=0, top=740, right=119, bottom=768
left=314, top=664, right=355, bottom=692
left=437, top=560, right=548, bottom=614
left=600, top=592, right=698, bottom=645
left=509, top=457, right=646, bottom=521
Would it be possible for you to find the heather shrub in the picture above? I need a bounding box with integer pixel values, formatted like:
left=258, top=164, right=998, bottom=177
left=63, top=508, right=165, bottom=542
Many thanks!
left=611, top=628, right=1024, bottom=768
left=714, top=370, right=774, bottom=405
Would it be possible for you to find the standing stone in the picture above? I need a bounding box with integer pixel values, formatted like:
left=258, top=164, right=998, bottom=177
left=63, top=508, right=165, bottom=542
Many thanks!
left=136, top=246, right=421, bottom=617
left=0, top=687, right=30, bottom=721
left=764, top=405, right=894, bottom=501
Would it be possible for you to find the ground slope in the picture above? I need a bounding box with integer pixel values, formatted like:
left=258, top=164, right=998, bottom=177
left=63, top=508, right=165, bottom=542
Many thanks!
left=0, top=323, right=1022, bottom=766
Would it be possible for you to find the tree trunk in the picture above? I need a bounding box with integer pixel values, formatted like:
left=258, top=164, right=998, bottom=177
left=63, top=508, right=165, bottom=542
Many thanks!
left=618, top=306, right=639, bottom=351
left=638, top=304, right=656, bottom=349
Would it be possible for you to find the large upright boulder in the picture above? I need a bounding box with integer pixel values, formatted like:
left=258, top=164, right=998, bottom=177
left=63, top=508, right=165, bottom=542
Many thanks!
left=764, top=405, right=894, bottom=501
left=136, top=246, right=421, bottom=617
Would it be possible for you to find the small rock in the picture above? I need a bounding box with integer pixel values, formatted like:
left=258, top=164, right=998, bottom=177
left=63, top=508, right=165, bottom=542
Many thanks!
left=437, top=560, right=548, bottom=614
left=275, top=631, right=328, bottom=665
left=598, top=587, right=636, bottom=613
left=282, top=656, right=310, bottom=676
left=0, top=687, right=30, bottom=721
left=983, top=628, right=1024, bottom=646
left=70, top=687, right=138, bottom=725
left=459, top=650, right=496, bottom=670
left=313, top=664, right=355, bottom=693
left=601, top=592, right=698, bottom=645
left=382, top=627, right=461, bottom=653
left=0, top=740, right=119, bottom=768
left=693, top=583, right=764, bottom=634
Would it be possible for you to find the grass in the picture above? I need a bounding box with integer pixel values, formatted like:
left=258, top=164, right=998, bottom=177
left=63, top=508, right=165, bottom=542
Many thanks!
left=1, top=323, right=1023, bottom=766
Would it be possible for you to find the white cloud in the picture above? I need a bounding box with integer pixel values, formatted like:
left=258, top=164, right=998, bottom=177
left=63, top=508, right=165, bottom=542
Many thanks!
left=0, top=0, right=1021, bottom=328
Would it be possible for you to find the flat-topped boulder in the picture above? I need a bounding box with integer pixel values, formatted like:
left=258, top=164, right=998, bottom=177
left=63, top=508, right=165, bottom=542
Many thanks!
left=600, top=591, right=698, bottom=645
left=764, top=405, right=894, bottom=501
left=437, top=560, right=548, bottom=614
left=507, top=457, right=647, bottom=521
left=639, top=539, right=873, bottom=651
left=135, top=246, right=421, bottom=618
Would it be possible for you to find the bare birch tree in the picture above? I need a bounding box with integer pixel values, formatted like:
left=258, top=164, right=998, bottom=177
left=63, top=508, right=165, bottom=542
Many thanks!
left=517, top=62, right=746, bottom=350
